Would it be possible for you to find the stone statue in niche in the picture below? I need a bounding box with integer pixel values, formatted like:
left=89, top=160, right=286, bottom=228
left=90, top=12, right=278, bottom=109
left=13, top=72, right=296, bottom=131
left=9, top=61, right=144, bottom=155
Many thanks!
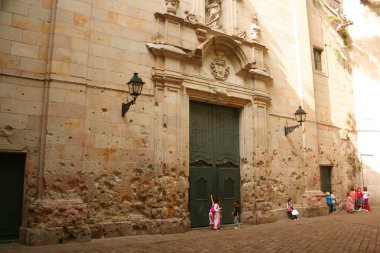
left=205, top=0, right=223, bottom=29
left=165, top=0, right=179, bottom=15
left=249, top=13, right=261, bottom=41
left=210, top=52, right=230, bottom=81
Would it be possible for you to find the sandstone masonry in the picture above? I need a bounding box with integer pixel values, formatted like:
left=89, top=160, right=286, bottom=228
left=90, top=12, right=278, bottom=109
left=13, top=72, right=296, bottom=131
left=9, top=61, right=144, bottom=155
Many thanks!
left=0, top=0, right=372, bottom=245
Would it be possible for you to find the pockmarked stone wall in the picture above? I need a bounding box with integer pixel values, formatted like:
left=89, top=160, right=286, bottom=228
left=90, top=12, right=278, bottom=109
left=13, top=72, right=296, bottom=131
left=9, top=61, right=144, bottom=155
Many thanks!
left=344, top=0, right=380, bottom=206
left=306, top=0, right=360, bottom=205
left=0, top=0, right=363, bottom=245
left=0, top=0, right=52, bottom=244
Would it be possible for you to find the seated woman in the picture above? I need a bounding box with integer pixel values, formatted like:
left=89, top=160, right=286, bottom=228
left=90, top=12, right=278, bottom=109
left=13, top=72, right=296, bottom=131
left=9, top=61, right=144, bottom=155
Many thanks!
left=286, top=198, right=299, bottom=220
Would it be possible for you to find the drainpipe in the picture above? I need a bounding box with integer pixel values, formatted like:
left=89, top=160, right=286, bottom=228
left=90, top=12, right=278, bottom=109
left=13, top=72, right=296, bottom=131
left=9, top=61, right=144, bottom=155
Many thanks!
left=359, top=153, right=373, bottom=189
left=37, top=0, right=58, bottom=199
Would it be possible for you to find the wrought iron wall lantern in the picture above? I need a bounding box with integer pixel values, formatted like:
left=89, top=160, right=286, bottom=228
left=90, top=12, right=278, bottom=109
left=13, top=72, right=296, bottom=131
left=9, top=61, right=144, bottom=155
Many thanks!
left=122, top=73, right=145, bottom=117
left=284, top=106, right=307, bottom=136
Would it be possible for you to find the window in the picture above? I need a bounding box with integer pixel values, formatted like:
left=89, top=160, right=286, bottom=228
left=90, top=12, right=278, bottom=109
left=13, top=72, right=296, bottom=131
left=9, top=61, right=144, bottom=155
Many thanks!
left=313, top=48, right=323, bottom=72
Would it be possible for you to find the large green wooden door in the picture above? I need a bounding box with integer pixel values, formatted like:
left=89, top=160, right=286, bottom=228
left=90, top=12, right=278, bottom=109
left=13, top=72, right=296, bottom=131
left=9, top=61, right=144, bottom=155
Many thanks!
left=189, top=101, right=240, bottom=227
left=0, top=153, right=25, bottom=242
left=320, top=166, right=332, bottom=193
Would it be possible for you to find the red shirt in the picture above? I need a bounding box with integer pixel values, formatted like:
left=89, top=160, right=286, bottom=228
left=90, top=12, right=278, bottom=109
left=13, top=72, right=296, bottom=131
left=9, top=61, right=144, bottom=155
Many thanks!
left=350, top=190, right=357, bottom=200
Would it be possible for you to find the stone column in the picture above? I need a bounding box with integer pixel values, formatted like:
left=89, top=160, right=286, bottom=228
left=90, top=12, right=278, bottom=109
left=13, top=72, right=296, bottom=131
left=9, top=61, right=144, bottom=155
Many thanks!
left=251, top=94, right=277, bottom=224
left=23, top=0, right=92, bottom=245
left=291, top=0, right=327, bottom=216
left=193, top=0, right=206, bottom=23
left=241, top=90, right=274, bottom=225
left=152, top=65, right=190, bottom=233
left=239, top=102, right=255, bottom=224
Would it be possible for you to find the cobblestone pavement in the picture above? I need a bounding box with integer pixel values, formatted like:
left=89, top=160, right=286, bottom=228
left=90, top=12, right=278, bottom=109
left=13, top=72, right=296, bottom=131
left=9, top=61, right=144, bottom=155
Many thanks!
left=1, top=209, right=380, bottom=253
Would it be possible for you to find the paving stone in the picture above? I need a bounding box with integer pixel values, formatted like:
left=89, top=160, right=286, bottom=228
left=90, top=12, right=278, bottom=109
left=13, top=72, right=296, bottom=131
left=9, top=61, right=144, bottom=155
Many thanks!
left=1, top=209, right=379, bottom=253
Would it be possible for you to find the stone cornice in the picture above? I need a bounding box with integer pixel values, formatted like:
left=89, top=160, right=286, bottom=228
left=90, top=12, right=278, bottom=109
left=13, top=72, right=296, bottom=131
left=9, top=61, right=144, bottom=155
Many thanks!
left=154, top=12, right=268, bottom=51
left=151, top=69, right=271, bottom=107
left=252, top=92, right=271, bottom=107
left=152, top=68, right=184, bottom=89
left=250, top=67, right=273, bottom=81
left=145, top=42, right=197, bottom=62
left=236, top=62, right=273, bottom=81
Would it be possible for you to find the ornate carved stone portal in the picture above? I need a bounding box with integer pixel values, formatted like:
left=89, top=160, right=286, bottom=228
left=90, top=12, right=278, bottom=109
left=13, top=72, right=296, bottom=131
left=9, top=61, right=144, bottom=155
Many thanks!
left=210, top=52, right=230, bottom=81
left=150, top=11, right=273, bottom=228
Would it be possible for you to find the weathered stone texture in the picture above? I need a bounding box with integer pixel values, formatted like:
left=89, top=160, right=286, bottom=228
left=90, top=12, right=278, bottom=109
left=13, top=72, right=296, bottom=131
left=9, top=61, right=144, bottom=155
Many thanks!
left=0, top=0, right=372, bottom=246
left=342, top=0, right=380, bottom=206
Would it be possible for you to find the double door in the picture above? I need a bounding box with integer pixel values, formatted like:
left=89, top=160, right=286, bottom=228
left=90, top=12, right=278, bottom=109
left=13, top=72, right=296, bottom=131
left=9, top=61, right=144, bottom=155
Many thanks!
left=189, top=101, right=240, bottom=227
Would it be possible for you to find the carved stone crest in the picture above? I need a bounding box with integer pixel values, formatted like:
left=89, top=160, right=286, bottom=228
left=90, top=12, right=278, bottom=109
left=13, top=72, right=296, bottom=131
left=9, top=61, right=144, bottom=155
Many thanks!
left=210, top=52, right=230, bottom=81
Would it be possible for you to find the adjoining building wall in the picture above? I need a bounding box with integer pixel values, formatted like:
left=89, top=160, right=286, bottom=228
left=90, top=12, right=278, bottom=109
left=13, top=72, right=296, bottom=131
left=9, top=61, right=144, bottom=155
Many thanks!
left=307, top=0, right=359, bottom=205
left=0, top=0, right=362, bottom=245
left=344, top=0, right=380, bottom=206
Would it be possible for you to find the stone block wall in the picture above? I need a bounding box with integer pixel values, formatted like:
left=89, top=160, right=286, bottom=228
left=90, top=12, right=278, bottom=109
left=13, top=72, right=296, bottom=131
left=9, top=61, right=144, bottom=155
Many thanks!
left=344, top=0, right=380, bottom=206
left=307, top=0, right=360, bottom=202
left=0, top=0, right=364, bottom=245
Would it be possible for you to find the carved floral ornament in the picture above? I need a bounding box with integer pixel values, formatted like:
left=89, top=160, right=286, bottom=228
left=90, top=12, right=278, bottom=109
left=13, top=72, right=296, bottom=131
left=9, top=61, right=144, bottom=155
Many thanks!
left=234, top=27, right=247, bottom=39
left=185, top=10, right=198, bottom=24
left=210, top=52, right=230, bottom=81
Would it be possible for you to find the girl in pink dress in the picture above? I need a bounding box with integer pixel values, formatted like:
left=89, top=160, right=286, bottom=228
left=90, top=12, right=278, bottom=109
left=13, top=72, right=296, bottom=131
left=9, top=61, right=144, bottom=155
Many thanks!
left=209, top=194, right=215, bottom=229
left=213, top=198, right=222, bottom=231
left=346, top=192, right=354, bottom=213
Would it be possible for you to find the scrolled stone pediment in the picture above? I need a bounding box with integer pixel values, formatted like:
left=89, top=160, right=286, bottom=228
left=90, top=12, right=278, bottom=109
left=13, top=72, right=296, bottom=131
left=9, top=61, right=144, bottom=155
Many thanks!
left=235, top=62, right=273, bottom=81
left=195, top=36, right=248, bottom=70
left=249, top=66, right=273, bottom=80
left=146, top=42, right=193, bottom=59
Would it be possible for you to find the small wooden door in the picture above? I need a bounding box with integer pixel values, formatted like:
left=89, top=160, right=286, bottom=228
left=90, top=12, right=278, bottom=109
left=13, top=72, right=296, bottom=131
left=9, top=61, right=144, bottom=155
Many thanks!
left=0, top=153, right=25, bottom=242
left=320, top=166, right=332, bottom=193
left=189, top=101, right=240, bottom=227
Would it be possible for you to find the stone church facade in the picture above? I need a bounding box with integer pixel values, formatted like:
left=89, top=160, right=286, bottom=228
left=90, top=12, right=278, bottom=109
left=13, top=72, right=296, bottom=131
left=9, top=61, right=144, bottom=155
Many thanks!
left=0, top=0, right=362, bottom=245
